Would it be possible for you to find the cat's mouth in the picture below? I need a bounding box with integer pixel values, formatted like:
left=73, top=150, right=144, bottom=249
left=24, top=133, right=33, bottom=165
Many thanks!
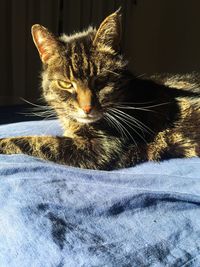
left=75, top=114, right=103, bottom=124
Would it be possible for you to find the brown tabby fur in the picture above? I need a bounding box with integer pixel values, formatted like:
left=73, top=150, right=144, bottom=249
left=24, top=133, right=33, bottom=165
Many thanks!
left=0, top=10, right=200, bottom=170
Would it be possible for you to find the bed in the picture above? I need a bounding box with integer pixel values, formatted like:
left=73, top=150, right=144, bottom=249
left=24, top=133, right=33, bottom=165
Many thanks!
left=0, top=120, right=200, bottom=267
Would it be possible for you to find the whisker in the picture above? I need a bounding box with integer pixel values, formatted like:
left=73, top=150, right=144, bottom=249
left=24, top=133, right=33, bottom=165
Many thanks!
left=106, top=112, right=139, bottom=148
left=116, top=102, right=171, bottom=109
left=109, top=108, right=145, bottom=134
left=30, top=107, right=55, bottom=112
left=130, top=115, right=155, bottom=135
left=116, top=101, right=155, bottom=106
left=18, top=109, right=57, bottom=118
left=20, top=97, right=50, bottom=109
left=109, top=110, right=147, bottom=145
left=105, top=69, right=121, bottom=76
left=19, top=109, right=55, bottom=115
left=104, top=114, right=122, bottom=136
left=110, top=108, right=154, bottom=135
left=135, top=73, right=146, bottom=79
left=105, top=113, right=128, bottom=140
left=19, top=98, right=64, bottom=121
left=115, top=105, right=155, bottom=113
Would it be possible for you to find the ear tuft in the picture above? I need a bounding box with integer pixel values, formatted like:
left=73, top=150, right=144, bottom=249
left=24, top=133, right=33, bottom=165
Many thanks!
left=93, top=9, right=122, bottom=52
left=31, top=24, right=59, bottom=64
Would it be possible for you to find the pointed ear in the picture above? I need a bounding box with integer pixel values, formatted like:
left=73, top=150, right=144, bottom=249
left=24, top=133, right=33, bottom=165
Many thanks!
left=31, top=24, right=60, bottom=64
left=93, top=9, right=122, bottom=52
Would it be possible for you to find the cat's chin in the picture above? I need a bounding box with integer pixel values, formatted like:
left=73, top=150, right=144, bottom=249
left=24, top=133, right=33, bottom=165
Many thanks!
left=75, top=116, right=102, bottom=124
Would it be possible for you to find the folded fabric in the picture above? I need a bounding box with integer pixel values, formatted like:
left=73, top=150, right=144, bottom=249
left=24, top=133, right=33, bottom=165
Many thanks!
left=0, top=120, right=200, bottom=267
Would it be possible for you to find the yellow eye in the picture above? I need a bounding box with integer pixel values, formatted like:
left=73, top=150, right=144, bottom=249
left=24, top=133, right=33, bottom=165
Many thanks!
left=57, top=80, right=73, bottom=90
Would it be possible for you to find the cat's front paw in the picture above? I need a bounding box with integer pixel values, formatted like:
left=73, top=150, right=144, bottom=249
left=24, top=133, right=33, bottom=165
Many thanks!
left=0, top=138, right=20, bottom=155
left=0, top=138, right=7, bottom=154
left=0, top=138, right=9, bottom=154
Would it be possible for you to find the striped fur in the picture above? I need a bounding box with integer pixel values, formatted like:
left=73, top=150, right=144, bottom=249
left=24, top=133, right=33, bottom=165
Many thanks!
left=0, top=10, right=200, bottom=170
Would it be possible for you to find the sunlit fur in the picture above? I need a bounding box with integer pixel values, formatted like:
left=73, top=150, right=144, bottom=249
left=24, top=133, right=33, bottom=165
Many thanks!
left=0, top=10, right=200, bottom=170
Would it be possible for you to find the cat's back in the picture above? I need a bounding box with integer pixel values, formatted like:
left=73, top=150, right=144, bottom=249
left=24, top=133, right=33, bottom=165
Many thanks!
left=150, top=72, right=200, bottom=93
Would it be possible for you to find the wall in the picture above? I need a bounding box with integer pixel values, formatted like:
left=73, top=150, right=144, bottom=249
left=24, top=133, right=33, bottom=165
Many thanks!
left=124, top=0, right=200, bottom=74
left=0, top=0, right=60, bottom=106
left=0, top=0, right=200, bottom=106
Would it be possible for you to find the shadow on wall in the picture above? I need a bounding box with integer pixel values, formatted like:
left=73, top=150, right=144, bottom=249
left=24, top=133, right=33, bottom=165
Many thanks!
left=0, top=0, right=200, bottom=106
left=125, top=0, right=200, bottom=74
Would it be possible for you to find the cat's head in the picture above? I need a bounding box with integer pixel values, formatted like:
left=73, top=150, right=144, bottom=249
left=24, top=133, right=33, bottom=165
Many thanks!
left=32, top=10, right=127, bottom=124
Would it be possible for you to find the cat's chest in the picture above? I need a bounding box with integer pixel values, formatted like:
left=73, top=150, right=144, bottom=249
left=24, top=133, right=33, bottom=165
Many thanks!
left=64, top=129, right=122, bottom=155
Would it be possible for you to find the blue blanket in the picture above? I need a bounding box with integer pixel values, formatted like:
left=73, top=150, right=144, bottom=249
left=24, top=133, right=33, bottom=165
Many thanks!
left=0, top=120, right=200, bottom=267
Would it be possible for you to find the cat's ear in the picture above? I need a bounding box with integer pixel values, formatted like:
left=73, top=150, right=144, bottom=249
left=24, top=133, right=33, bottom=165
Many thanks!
left=93, top=9, right=122, bottom=52
left=31, top=24, right=60, bottom=64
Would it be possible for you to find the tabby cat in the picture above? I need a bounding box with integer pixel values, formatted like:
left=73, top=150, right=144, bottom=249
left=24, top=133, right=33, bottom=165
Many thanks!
left=0, top=10, right=200, bottom=170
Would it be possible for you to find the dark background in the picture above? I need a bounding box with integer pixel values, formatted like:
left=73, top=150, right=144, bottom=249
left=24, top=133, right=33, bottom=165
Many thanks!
left=0, top=0, right=200, bottom=123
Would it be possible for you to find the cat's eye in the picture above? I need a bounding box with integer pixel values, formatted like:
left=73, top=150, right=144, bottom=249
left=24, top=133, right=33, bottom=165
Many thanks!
left=57, top=80, right=73, bottom=90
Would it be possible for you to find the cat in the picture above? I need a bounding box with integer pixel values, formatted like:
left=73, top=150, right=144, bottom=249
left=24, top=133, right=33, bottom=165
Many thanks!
left=0, top=10, right=200, bottom=170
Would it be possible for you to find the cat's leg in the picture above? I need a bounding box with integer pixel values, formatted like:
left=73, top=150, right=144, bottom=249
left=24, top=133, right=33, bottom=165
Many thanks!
left=0, top=136, right=90, bottom=167
left=0, top=136, right=65, bottom=161
left=0, top=136, right=95, bottom=168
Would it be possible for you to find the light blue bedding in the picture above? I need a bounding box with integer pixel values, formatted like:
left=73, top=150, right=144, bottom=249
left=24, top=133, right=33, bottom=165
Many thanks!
left=0, top=120, right=200, bottom=267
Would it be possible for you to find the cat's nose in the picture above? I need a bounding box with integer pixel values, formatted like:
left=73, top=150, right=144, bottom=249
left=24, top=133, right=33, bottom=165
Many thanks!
left=83, top=105, right=92, bottom=114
